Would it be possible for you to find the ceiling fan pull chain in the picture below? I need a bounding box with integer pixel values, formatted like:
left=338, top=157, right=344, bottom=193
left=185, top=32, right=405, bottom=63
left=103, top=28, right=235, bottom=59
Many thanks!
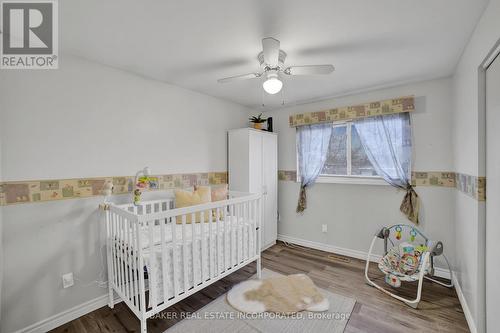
left=261, top=85, right=266, bottom=107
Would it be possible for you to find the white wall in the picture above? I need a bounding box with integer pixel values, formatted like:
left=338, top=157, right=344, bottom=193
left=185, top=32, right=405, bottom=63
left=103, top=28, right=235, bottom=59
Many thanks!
left=0, top=55, right=250, bottom=333
left=262, top=77, right=456, bottom=266
left=452, top=0, right=500, bottom=331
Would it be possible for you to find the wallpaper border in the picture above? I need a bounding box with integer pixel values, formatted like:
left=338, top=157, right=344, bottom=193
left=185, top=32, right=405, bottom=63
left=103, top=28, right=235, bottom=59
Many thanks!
left=289, top=96, right=415, bottom=127
left=0, top=172, right=228, bottom=206
left=278, top=170, right=486, bottom=201
left=1, top=170, right=485, bottom=206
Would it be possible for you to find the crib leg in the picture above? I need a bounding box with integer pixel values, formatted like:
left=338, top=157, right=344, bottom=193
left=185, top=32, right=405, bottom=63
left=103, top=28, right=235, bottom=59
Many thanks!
left=108, top=285, right=114, bottom=309
left=140, top=318, right=147, bottom=333
left=256, top=257, right=262, bottom=279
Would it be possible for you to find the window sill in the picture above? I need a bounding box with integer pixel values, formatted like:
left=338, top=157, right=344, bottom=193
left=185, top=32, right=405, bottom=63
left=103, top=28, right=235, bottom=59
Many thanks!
left=315, top=175, right=389, bottom=186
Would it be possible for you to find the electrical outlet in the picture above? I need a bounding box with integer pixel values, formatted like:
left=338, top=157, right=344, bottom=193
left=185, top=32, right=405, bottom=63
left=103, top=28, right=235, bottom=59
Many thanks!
left=322, top=224, right=328, bottom=233
left=62, top=273, right=74, bottom=289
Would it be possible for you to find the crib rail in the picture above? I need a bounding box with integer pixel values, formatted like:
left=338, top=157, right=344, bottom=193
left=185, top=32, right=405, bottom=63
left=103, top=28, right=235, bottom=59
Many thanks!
left=105, top=191, right=262, bottom=330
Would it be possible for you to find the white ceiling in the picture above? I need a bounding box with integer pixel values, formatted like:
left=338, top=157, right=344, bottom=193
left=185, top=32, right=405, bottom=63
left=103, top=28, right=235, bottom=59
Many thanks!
left=61, top=0, right=488, bottom=109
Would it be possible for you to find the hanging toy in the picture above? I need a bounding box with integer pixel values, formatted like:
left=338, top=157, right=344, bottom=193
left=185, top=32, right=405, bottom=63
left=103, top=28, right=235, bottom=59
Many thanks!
left=410, top=229, right=417, bottom=242
left=395, top=226, right=402, bottom=240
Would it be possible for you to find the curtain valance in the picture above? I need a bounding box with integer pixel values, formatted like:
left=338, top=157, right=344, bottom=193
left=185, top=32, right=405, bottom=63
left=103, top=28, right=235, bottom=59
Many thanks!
left=289, top=96, right=415, bottom=127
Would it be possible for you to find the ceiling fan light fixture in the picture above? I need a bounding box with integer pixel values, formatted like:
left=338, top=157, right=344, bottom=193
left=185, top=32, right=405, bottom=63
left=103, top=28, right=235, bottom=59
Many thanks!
left=262, top=72, right=283, bottom=95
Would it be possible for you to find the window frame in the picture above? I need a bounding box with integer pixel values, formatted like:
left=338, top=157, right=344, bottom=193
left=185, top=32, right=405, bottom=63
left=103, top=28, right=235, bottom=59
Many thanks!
left=297, top=121, right=389, bottom=186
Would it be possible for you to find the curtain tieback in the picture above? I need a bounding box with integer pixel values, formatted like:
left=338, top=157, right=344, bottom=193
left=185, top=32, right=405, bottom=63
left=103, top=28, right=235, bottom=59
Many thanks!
left=400, top=184, right=420, bottom=224
left=296, top=184, right=308, bottom=213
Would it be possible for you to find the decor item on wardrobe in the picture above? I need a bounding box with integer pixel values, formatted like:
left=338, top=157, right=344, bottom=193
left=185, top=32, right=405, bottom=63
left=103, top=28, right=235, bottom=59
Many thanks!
left=228, top=128, right=278, bottom=249
left=266, top=117, right=273, bottom=132
left=106, top=191, right=262, bottom=333
left=249, top=113, right=268, bottom=130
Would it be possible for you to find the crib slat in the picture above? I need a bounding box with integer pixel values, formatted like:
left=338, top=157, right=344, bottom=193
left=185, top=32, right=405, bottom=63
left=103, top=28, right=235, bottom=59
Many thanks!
left=136, top=221, right=146, bottom=313
left=200, top=210, right=206, bottom=282
left=117, top=215, right=125, bottom=296
left=192, top=212, right=198, bottom=286
left=132, top=206, right=139, bottom=308
left=111, top=212, right=118, bottom=289
left=243, top=202, right=248, bottom=261
left=126, top=219, right=133, bottom=302
left=241, top=203, right=245, bottom=262
left=131, top=219, right=139, bottom=308
left=172, top=215, right=179, bottom=297
left=208, top=209, right=213, bottom=278
left=148, top=219, right=158, bottom=310
left=223, top=204, right=228, bottom=271
left=236, top=204, right=242, bottom=265
left=160, top=211, right=168, bottom=303
left=120, top=216, right=127, bottom=300
left=252, top=200, right=258, bottom=256
left=183, top=214, right=188, bottom=293
left=122, top=217, right=128, bottom=301
left=216, top=207, right=221, bottom=275
left=230, top=205, right=234, bottom=268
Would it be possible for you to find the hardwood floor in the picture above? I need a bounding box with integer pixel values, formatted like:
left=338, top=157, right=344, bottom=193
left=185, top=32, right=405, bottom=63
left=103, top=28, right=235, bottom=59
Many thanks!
left=51, top=242, right=469, bottom=333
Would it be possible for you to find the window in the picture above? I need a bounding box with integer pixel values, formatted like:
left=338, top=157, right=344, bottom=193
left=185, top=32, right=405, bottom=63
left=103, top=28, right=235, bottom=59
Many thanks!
left=321, top=123, right=378, bottom=178
left=296, top=122, right=387, bottom=185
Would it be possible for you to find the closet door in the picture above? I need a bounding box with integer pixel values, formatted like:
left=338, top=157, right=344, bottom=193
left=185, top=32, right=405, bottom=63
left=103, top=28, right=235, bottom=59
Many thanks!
left=262, top=133, right=278, bottom=247
left=248, top=131, right=263, bottom=195
left=486, top=53, right=500, bottom=333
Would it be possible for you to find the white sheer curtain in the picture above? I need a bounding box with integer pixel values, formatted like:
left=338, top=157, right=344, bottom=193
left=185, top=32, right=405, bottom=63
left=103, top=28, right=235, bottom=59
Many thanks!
left=354, top=113, right=420, bottom=223
left=296, top=123, right=333, bottom=213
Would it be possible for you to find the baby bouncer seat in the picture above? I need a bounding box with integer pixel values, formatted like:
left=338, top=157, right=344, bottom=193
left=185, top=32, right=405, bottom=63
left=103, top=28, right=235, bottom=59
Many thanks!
left=364, top=224, right=453, bottom=308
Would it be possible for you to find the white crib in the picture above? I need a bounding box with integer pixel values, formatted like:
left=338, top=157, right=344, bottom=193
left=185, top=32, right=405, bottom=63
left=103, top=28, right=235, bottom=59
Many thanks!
left=105, top=191, right=262, bottom=333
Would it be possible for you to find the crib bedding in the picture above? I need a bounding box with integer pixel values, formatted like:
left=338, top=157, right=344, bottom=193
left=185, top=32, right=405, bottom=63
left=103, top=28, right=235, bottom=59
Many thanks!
left=116, top=216, right=256, bottom=307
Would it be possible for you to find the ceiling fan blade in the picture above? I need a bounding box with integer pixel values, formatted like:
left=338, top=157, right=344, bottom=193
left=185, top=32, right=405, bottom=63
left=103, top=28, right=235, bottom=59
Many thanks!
left=217, top=73, right=261, bottom=84
left=285, top=64, right=335, bottom=75
left=262, top=37, right=280, bottom=66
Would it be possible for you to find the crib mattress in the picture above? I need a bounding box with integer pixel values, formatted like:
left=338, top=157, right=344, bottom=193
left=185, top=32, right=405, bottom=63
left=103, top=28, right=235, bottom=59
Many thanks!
left=133, top=217, right=256, bottom=307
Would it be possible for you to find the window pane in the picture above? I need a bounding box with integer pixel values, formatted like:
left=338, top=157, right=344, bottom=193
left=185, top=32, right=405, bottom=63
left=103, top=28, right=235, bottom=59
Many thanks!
left=321, top=126, right=347, bottom=175
left=351, top=126, right=378, bottom=176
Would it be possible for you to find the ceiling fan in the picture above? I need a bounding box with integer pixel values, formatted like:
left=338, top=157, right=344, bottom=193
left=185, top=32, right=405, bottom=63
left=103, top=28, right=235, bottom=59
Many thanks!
left=217, top=37, right=335, bottom=95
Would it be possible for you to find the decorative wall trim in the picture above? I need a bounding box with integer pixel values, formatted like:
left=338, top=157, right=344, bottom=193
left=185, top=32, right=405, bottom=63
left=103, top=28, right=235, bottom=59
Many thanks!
left=289, top=96, right=415, bottom=127
left=1, top=169, right=484, bottom=205
left=455, top=172, right=486, bottom=201
left=278, top=170, right=486, bottom=201
left=278, top=170, right=297, bottom=181
left=411, top=171, right=456, bottom=187
left=0, top=172, right=228, bottom=206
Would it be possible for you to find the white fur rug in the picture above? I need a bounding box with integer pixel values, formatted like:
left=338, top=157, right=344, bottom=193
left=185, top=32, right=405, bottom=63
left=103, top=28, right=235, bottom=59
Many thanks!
left=227, top=273, right=330, bottom=314
left=165, top=269, right=355, bottom=333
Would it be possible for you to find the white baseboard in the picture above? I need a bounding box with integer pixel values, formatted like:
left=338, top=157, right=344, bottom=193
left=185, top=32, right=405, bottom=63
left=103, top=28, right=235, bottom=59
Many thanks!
left=11, top=293, right=120, bottom=333
left=277, top=234, right=451, bottom=280
left=262, top=241, right=277, bottom=251
left=452, top=274, right=477, bottom=333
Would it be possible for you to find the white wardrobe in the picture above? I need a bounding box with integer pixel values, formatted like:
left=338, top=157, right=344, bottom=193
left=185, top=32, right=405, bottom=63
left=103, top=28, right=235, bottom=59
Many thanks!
left=228, top=128, right=278, bottom=250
